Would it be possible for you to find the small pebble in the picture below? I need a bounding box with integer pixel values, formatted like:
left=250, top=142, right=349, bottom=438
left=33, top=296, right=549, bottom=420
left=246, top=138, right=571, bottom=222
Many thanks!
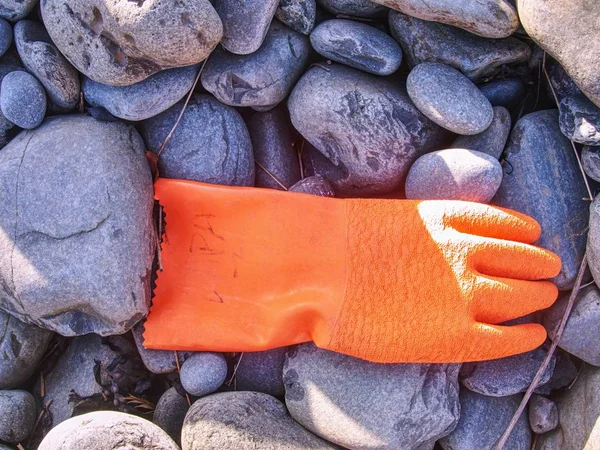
left=558, top=94, right=600, bottom=145
left=290, top=175, right=336, bottom=197
left=0, top=390, right=36, bottom=443
left=276, top=0, right=317, bottom=35
left=478, top=78, right=526, bottom=109
left=233, top=348, right=288, bottom=397
left=153, top=387, right=190, bottom=444
left=0, top=71, right=46, bottom=129
left=451, top=106, right=511, bottom=160
left=529, top=395, right=559, bottom=434
left=0, top=18, right=11, bottom=57
left=317, top=0, right=388, bottom=18
left=582, top=146, right=600, bottom=182
left=180, top=352, right=228, bottom=397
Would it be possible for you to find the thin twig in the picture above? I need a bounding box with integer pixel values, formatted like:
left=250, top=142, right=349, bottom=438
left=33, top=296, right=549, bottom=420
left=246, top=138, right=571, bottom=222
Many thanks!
left=298, top=139, right=305, bottom=180
left=17, top=444, right=25, bottom=450
left=226, top=353, right=244, bottom=389
left=40, top=372, right=45, bottom=398
left=567, top=361, right=585, bottom=390
left=255, top=162, right=288, bottom=190
left=26, top=400, right=53, bottom=449
left=122, top=394, right=155, bottom=414
left=156, top=204, right=163, bottom=271
left=495, top=255, right=588, bottom=450
left=174, top=351, right=191, bottom=407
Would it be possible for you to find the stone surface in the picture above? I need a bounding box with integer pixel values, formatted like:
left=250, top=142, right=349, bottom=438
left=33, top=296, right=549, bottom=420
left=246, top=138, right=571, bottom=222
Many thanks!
left=83, top=65, right=199, bottom=121
left=233, top=348, right=287, bottom=397
left=407, top=62, right=493, bottom=135
left=389, top=11, right=531, bottom=82
left=182, top=391, right=337, bottom=450
left=290, top=175, right=335, bottom=197
left=132, top=321, right=191, bottom=375
left=153, top=387, right=190, bottom=444
left=451, top=106, right=511, bottom=160
left=0, top=18, right=11, bottom=57
left=537, top=350, right=579, bottom=395
left=374, top=0, right=519, bottom=38
left=141, top=94, right=254, bottom=186
left=0, top=0, right=37, bottom=21
left=545, top=60, right=581, bottom=101
left=440, top=390, right=531, bottom=450
left=288, top=63, right=445, bottom=196
left=558, top=95, right=600, bottom=146
left=544, top=284, right=600, bottom=367
left=41, top=0, right=223, bottom=86
left=214, top=0, right=279, bottom=55
left=202, top=20, right=310, bottom=110
left=583, top=146, right=600, bottom=183
left=310, top=19, right=402, bottom=76
left=493, top=110, right=589, bottom=290
left=529, top=395, right=558, bottom=435
left=0, top=310, right=53, bottom=389
left=518, top=0, right=600, bottom=108
left=0, top=49, right=22, bottom=146
left=246, top=106, right=301, bottom=190
left=317, top=0, right=387, bottom=18
left=0, top=115, right=155, bottom=336
left=478, top=78, right=526, bottom=110
left=0, top=390, right=35, bottom=443
left=405, top=149, right=502, bottom=203
left=0, top=70, right=46, bottom=129
left=283, top=343, right=460, bottom=449
left=38, top=411, right=179, bottom=450
left=14, top=20, right=80, bottom=112
left=276, top=0, right=316, bottom=35
left=180, top=352, right=228, bottom=397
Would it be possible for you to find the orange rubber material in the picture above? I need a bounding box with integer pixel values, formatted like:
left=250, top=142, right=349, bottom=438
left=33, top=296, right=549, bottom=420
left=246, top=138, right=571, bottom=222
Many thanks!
left=143, top=178, right=562, bottom=363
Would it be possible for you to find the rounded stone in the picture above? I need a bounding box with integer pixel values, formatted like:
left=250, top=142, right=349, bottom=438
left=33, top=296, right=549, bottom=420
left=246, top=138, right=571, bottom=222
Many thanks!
left=153, top=387, right=190, bottom=444
left=310, top=19, right=402, bottom=76
left=558, top=94, right=600, bottom=146
left=276, top=0, right=316, bottom=35
left=317, top=0, right=388, bottom=18
left=583, top=146, right=600, bottom=182
left=180, top=352, right=228, bottom=397
left=478, top=78, right=526, bottom=110
left=233, top=348, right=287, bottom=397
left=0, top=390, right=36, bottom=443
left=407, top=62, right=494, bottom=135
left=529, top=395, right=558, bottom=434
left=0, top=71, right=46, bottom=129
left=0, top=18, right=11, bottom=57
left=0, top=0, right=37, bottom=21
left=450, top=106, right=511, bottom=160
left=290, top=175, right=335, bottom=197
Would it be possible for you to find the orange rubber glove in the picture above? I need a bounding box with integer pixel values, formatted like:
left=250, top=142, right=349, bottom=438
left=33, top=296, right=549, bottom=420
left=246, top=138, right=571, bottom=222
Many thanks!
left=143, top=178, right=561, bottom=363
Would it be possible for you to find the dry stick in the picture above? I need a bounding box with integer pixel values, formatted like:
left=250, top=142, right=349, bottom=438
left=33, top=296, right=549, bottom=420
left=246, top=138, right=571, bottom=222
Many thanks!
left=226, top=353, right=244, bottom=388
left=495, top=255, right=588, bottom=450
left=255, top=162, right=288, bottom=190
left=174, top=351, right=192, bottom=407
left=26, top=399, right=53, bottom=449
left=298, top=139, right=305, bottom=180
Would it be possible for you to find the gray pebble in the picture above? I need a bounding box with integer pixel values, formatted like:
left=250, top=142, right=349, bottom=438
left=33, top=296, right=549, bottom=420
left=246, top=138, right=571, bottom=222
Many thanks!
left=14, top=20, right=80, bottom=112
left=290, top=175, right=335, bottom=197
left=0, top=18, right=11, bottom=57
left=478, top=78, right=526, bottom=110
left=451, top=106, right=511, bottom=160
left=202, top=20, right=311, bottom=110
left=405, top=149, right=502, bottom=203
left=214, top=0, right=279, bottom=55
left=0, top=70, right=46, bottom=129
left=583, top=146, right=600, bottom=182
left=141, top=94, right=255, bottom=186
left=317, top=0, right=388, bottom=18
left=310, top=19, right=402, bottom=76
left=545, top=59, right=581, bottom=100
left=180, top=352, right=228, bottom=397
left=0, top=49, right=24, bottom=143
left=233, top=348, right=287, bottom=397
left=153, top=387, right=190, bottom=444
left=529, top=395, right=558, bottom=434
left=0, top=390, right=35, bottom=443
left=276, top=0, right=316, bottom=35
left=536, top=349, right=578, bottom=395
left=407, top=62, right=494, bottom=135
left=299, top=141, right=347, bottom=192
left=558, top=94, right=600, bottom=145
left=0, top=0, right=37, bottom=21
left=132, top=321, right=191, bottom=374
left=390, top=11, right=531, bottom=82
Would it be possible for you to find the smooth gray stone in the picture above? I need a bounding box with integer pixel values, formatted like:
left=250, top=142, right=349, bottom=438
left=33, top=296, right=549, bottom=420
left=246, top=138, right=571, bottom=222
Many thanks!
left=0, top=115, right=155, bottom=336
left=38, top=411, right=179, bottom=450
left=233, top=348, right=287, bottom=397
left=0, top=310, right=53, bottom=389
left=559, top=94, right=600, bottom=145
left=276, top=0, right=316, bottom=35
left=545, top=60, right=581, bottom=100
left=0, top=390, right=35, bottom=443
left=0, top=48, right=23, bottom=145
left=440, top=390, right=531, bottom=450
left=389, top=11, right=531, bottom=82
left=310, top=19, right=402, bottom=76
left=202, top=20, right=310, bottom=110
left=153, top=387, right=190, bottom=445
left=284, top=343, right=460, bottom=449
left=298, top=142, right=347, bottom=193
left=478, top=78, right=526, bottom=110
left=0, top=70, right=46, bottom=129
left=180, top=352, right=228, bottom=397
left=529, top=395, right=559, bottom=435
left=0, top=0, right=37, bottom=21
left=0, top=18, right=11, bottom=56
left=290, top=175, right=335, bottom=196
left=407, top=62, right=493, bottom=135
left=246, top=105, right=301, bottom=190
left=182, top=391, right=336, bottom=450
left=214, top=0, right=279, bottom=55
left=316, top=0, right=387, bottom=18
left=41, top=0, right=223, bottom=86
left=536, top=350, right=578, bottom=395
left=451, top=106, right=511, bottom=159
left=493, top=110, right=589, bottom=290
left=582, top=146, right=600, bottom=182
left=83, top=65, right=199, bottom=121
left=14, top=20, right=80, bottom=112
left=544, top=284, right=600, bottom=367
left=132, top=321, right=192, bottom=375
left=288, top=63, right=445, bottom=196
left=141, top=94, right=254, bottom=186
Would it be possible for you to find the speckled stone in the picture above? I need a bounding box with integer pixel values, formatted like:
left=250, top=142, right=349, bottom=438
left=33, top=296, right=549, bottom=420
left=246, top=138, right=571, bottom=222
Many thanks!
left=583, top=146, right=600, bottom=182
left=317, top=0, right=388, bottom=18
left=558, top=94, right=600, bottom=146
left=0, top=0, right=37, bottom=21
left=451, top=106, right=511, bottom=159
left=0, top=18, right=11, bottom=57
left=0, top=70, right=46, bottom=129
left=290, top=175, right=335, bottom=197
left=153, top=387, right=190, bottom=444
left=529, top=395, right=558, bottom=434
left=276, top=0, right=316, bottom=35
left=180, top=352, right=228, bottom=397
left=0, top=390, right=35, bottom=443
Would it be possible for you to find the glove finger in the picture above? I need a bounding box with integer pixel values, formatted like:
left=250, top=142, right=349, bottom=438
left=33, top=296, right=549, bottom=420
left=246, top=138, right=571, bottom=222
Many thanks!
left=468, top=322, right=547, bottom=361
left=472, top=275, right=558, bottom=324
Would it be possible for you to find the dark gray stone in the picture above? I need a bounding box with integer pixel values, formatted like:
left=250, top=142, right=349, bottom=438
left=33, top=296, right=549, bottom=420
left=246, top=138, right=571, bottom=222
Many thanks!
left=0, top=18, right=11, bottom=57
left=38, top=411, right=179, bottom=450
left=83, top=65, right=199, bottom=121
left=298, top=141, right=347, bottom=193
left=405, top=149, right=502, bottom=203
left=276, top=0, right=316, bottom=35
left=544, top=284, right=600, bottom=367
left=407, top=62, right=493, bottom=134
left=0, top=115, right=155, bottom=336
left=214, top=0, right=279, bottom=55
left=493, top=110, right=589, bottom=290
left=310, top=19, right=402, bottom=76
left=451, top=106, right=511, bottom=160
left=389, top=11, right=531, bottom=82
left=141, top=94, right=254, bottom=186
left=478, top=78, right=526, bottom=110
left=537, top=349, right=578, bottom=395
left=182, top=391, right=338, bottom=450
left=290, top=175, right=335, bottom=196
left=0, top=390, right=35, bottom=443
left=0, top=70, right=46, bottom=129
left=153, top=387, right=190, bottom=444
left=180, top=352, right=228, bottom=397
left=0, top=49, right=22, bottom=145
left=247, top=105, right=301, bottom=190
left=558, top=95, right=600, bottom=146
left=132, top=321, right=191, bottom=375
left=233, top=348, right=287, bottom=397
left=202, top=21, right=310, bottom=110
left=440, top=390, right=531, bottom=450
left=0, top=310, right=53, bottom=389
left=0, top=0, right=37, bottom=21
left=529, top=395, right=558, bottom=434
left=545, top=60, right=581, bottom=100
left=583, top=146, right=600, bottom=182
left=288, top=63, right=445, bottom=196
left=317, top=0, right=387, bottom=18
left=14, top=20, right=80, bottom=112
left=284, top=343, right=460, bottom=449
left=41, top=0, right=223, bottom=86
